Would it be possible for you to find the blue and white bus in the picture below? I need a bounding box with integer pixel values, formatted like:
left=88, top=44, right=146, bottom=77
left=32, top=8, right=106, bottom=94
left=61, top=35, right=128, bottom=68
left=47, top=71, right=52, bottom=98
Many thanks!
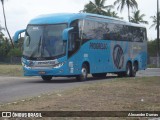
left=14, top=13, right=147, bottom=81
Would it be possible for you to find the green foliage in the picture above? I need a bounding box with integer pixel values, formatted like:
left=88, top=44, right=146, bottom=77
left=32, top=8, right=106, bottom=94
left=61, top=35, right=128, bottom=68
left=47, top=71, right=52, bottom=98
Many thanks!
left=82, top=0, right=114, bottom=16
left=114, top=0, right=138, bottom=21
left=130, top=10, right=148, bottom=24
left=0, top=29, right=22, bottom=57
left=0, top=39, right=11, bottom=56
left=0, top=30, right=11, bottom=56
left=81, top=0, right=123, bottom=18
left=7, top=48, right=22, bottom=57
left=148, top=39, right=157, bottom=57
left=105, top=9, right=123, bottom=19
left=150, top=13, right=160, bottom=30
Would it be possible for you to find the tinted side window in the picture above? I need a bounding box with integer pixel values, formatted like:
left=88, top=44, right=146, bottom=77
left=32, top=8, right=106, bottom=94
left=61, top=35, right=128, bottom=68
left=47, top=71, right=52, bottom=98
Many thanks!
left=82, top=20, right=110, bottom=40
left=82, top=19, right=146, bottom=42
left=129, top=27, right=145, bottom=42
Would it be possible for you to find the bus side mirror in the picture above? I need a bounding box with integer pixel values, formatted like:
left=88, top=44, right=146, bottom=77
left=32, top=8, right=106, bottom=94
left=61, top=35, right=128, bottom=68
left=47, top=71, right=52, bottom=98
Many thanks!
left=13, top=29, right=26, bottom=43
left=62, top=27, right=73, bottom=41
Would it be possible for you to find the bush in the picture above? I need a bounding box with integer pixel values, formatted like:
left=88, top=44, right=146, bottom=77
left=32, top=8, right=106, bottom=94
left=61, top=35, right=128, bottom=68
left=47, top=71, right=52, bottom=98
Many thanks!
left=7, top=48, right=22, bottom=57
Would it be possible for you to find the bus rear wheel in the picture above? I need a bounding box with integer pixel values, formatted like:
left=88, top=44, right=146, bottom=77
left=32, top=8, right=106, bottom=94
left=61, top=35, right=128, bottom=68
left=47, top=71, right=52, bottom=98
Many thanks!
left=41, top=75, right=52, bottom=81
left=131, top=62, right=138, bottom=77
left=125, top=62, right=132, bottom=77
left=76, top=64, right=88, bottom=81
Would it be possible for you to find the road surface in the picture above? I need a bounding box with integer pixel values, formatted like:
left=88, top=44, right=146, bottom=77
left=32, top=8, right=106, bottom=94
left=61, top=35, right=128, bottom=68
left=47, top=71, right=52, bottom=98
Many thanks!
left=0, top=68, right=159, bottom=104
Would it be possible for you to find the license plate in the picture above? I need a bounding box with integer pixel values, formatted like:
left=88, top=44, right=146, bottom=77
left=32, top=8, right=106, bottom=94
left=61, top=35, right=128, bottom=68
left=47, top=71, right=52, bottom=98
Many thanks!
left=38, top=71, right=46, bottom=75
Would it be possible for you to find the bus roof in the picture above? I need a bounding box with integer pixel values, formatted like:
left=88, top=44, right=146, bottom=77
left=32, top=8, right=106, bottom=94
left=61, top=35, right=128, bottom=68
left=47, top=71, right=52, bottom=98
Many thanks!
left=29, top=13, right=145, bottom=28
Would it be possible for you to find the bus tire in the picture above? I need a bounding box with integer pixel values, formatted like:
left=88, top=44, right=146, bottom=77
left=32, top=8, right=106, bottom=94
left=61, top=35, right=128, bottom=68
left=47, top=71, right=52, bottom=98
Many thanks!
left=125, top=62, right=132, bottom=77
left=131, top=62, right=138, bottom=77
left=41, top=75, right=52, bottom=81
left=92, top=73, right=107, bottom=78
left=76, top=64, right=88, bottom=81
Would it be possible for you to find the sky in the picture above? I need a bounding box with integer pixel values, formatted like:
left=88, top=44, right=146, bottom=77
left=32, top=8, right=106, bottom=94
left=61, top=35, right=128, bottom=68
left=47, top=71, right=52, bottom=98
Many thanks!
left=0, top=0, right=158, bottom=40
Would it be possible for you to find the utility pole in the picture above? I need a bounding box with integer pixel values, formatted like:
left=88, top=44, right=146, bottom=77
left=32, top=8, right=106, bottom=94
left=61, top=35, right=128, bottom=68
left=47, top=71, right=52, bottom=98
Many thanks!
left=1, top=0, right=14, bottom=48
left=157, top=0, right=160, bottom=67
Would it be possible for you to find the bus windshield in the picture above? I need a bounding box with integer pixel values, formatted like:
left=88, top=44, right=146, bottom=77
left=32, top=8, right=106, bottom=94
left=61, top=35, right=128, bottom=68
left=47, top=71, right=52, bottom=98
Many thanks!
left=23, top=24, right=67, bottom=59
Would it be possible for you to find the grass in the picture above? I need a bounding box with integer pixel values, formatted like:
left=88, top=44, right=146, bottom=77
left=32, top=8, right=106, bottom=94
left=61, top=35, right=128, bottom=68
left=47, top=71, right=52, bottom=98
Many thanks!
left=0, top=64, right=23, bottom=76
left=147, top=64, right=158, bottom=68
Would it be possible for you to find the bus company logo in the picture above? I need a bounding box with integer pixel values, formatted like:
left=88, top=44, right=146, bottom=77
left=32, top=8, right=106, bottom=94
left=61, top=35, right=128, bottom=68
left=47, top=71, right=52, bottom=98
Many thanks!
left=90, top=42, right=107, bottom=50
left=113, top=44, right=124, bottom=69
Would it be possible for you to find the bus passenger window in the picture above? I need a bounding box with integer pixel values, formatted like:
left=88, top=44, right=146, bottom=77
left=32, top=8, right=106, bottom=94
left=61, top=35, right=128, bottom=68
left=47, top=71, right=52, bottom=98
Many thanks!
left=139, top=30, right=144, bottom=42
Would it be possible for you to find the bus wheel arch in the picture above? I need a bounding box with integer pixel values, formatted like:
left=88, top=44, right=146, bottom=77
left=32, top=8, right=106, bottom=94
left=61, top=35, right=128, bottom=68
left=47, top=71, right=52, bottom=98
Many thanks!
left=83, top=61, right=90, bottom=73
left=76, top=61, right=90, bottom=81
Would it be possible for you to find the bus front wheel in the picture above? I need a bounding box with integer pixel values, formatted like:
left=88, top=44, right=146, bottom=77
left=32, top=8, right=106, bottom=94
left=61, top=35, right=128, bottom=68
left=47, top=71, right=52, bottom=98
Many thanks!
left=41, top=75, right=52, bottom=81
left=76, top=64, right=88, bottom=81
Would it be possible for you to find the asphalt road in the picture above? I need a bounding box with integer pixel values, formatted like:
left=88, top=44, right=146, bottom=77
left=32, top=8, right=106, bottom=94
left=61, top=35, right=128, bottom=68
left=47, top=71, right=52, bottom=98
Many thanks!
left=0, top=68, right=160, bottom=104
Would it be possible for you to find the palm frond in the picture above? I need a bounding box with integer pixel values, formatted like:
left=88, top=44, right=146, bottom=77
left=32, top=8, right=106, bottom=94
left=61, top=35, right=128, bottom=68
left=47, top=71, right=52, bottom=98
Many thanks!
left=130, top=10, right=148, bottom=24
left=103, top=5, right=114, bottom=9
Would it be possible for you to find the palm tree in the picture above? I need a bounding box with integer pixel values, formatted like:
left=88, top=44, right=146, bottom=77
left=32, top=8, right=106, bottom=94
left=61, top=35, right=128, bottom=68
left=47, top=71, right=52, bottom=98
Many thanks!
left=150, top=13, right=160, bottom=30
left=0, top=24, right=5, bottom=37
left=105, top=9, right=123, bottom=19
left=114, top=0, right=138, bottom=22
left=130, top=10, right=148, bottom=24
left=82, top=0, right=113, bottom=15
left=1, top=0, right=14, bottom=48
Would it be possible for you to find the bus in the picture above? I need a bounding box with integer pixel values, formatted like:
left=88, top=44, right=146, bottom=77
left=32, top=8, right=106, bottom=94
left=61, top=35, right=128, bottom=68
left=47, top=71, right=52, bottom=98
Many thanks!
left=13, top=13, right=147, bottom=81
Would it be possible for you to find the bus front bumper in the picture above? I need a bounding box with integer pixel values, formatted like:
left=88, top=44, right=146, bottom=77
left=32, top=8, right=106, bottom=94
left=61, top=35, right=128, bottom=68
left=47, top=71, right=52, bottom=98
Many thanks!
left=23, top=65, right=66, bottom=76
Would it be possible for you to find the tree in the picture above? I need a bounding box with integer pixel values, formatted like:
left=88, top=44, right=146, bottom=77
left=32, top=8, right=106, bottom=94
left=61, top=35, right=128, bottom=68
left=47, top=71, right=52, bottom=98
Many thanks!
left=150, top=13, right=160, bottom=30
left=1, top=0, right=14, bottom=48
left=105, top=9, right=123, bottom=19
left=148, top=39, right=157, bottom=57
left=130, top=10, right=148, bottom=24
left=0, top=24, right=5, bottom=40
left=82, top=0, right=113, bottom=15
left=114, top=0, right=138, bottom=22
left=7, top=48, right=22, bottom=57
left=0, top=37, right=11, bottom=57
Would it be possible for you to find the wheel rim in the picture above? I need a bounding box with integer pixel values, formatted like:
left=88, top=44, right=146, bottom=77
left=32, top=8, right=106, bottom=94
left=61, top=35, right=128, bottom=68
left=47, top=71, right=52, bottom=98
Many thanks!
left=82, top=67, right=87, bottom=79
left=126, top=65, right=131, bottom=76
left=133, top=65, right=136, bottom=73
left=132, top=63, right=137, bottom=77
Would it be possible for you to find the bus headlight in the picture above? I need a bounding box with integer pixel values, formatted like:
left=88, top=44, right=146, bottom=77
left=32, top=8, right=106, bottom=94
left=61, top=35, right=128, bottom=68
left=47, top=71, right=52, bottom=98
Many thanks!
left=53, top=62, right=64, bottom=68
left=22, top=59, right=34, bottom=69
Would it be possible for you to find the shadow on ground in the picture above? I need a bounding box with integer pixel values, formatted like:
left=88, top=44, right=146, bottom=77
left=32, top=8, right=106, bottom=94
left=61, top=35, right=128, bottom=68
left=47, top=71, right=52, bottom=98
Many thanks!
left=25, top=75, right=118, bottom=84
